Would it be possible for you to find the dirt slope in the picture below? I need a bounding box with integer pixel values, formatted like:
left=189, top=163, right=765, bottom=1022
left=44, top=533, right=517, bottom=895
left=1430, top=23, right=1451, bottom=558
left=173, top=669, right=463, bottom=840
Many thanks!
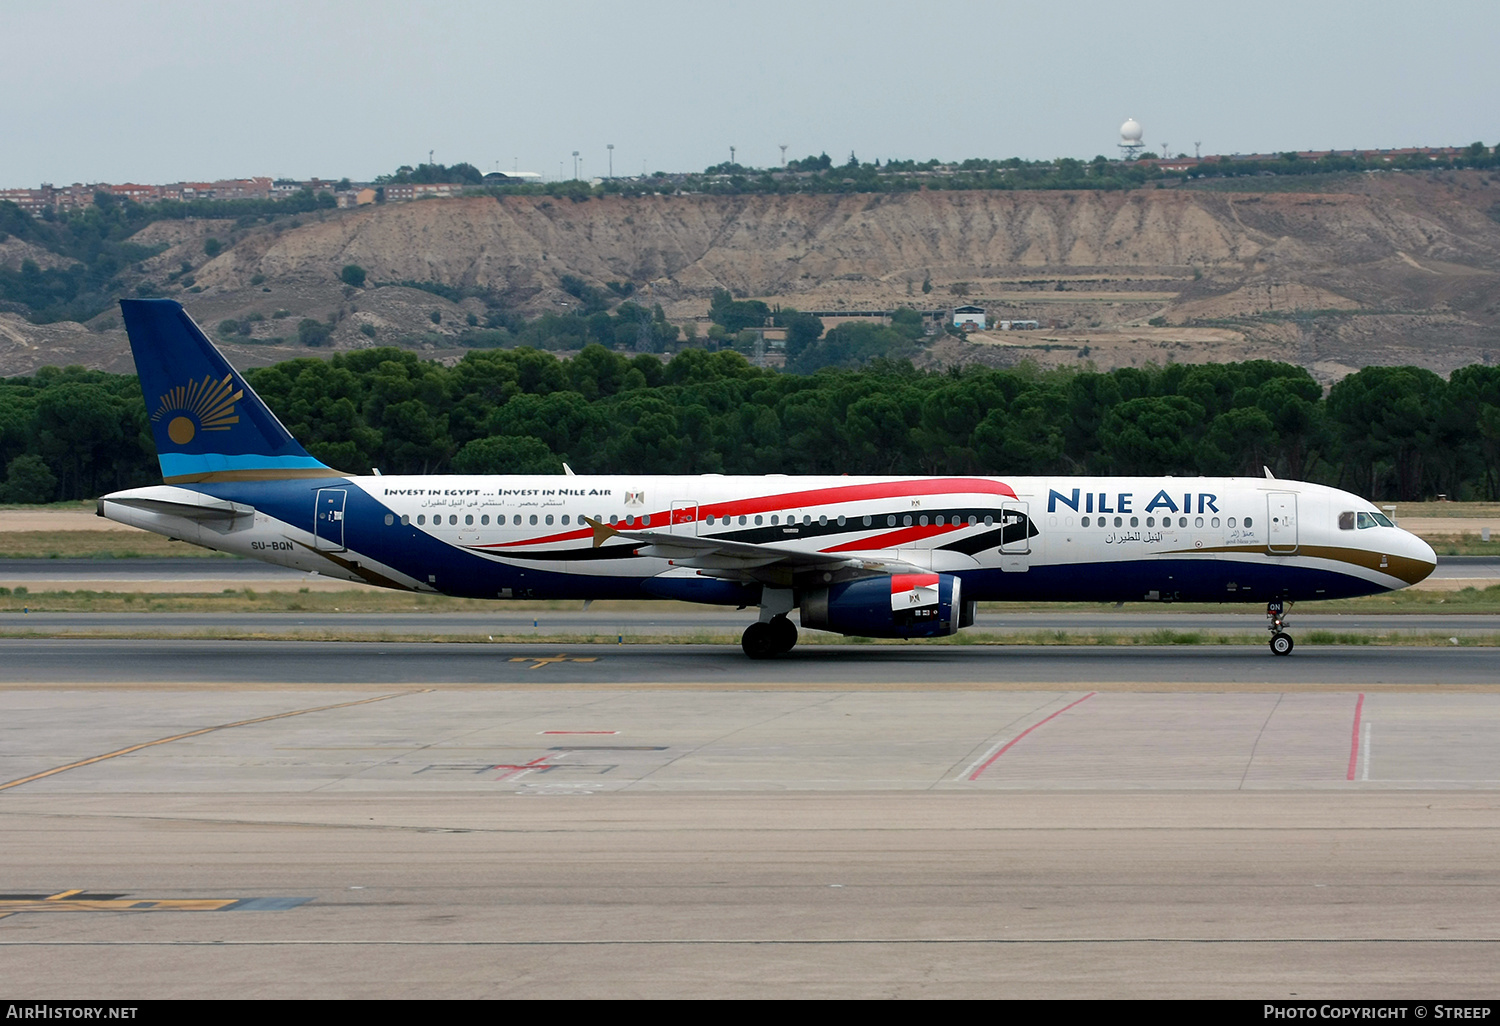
left=5, top=170, right=1499, bottom=379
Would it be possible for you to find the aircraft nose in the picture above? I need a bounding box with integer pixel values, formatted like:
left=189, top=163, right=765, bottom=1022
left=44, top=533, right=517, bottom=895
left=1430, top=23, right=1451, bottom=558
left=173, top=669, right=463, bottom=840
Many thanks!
left=1406, top=531, right=1437, bottom=586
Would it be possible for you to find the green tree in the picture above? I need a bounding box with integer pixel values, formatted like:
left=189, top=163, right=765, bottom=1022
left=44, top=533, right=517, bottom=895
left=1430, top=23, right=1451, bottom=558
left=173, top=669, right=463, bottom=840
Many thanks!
left=340, top=264, right=367, bottom=288
left=708, top=289, right=770, bottom=333
left=204, top=237, right=222, bottom=258
left=452, top=435, right=561, bottom=474
left=297, top=319, right=332, bottom=347
left=1, top=453, right=57, bottom=503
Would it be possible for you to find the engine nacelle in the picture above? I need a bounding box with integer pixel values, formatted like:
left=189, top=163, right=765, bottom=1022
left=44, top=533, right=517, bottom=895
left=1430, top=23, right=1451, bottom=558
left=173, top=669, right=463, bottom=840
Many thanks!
left=800, top=573, right=975, bottom=639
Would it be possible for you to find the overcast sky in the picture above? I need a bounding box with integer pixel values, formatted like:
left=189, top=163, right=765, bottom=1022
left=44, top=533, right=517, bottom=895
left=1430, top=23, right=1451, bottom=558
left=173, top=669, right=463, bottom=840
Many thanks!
left=3, top=0, right=1497, bottom=186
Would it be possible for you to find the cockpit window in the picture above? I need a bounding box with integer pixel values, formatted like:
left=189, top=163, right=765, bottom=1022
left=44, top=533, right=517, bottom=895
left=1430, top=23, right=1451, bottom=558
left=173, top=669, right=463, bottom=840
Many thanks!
left=1339, top=511, right=1355, bottom=530
left=1372, top=512, right=1394, bottom=527
left=1356, top=511, right=1389, bottom=529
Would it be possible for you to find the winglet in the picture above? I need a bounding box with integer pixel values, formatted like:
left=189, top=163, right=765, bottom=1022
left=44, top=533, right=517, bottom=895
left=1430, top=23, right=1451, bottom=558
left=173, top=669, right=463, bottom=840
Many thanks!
left=582, top=516, right=618, bottom=549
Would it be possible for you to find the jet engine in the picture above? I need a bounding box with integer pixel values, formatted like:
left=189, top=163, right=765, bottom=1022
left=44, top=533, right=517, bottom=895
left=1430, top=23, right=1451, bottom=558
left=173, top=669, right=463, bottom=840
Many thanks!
left=800, top=572, right=975, bottom=639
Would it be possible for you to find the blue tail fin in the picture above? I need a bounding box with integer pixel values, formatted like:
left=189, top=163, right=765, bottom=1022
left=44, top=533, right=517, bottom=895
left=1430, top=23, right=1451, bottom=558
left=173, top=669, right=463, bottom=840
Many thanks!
left=120, top=299, right=337, bottom=484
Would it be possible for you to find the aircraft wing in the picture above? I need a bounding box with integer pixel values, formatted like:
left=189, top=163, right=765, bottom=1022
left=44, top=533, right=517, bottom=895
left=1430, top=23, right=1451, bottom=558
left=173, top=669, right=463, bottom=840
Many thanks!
left=582, top=517, right=924, bottom=580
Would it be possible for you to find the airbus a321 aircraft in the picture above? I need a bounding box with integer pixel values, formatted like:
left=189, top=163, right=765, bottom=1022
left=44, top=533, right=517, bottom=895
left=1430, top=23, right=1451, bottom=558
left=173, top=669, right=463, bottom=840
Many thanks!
left=99, top=299, right=1437, bottom=657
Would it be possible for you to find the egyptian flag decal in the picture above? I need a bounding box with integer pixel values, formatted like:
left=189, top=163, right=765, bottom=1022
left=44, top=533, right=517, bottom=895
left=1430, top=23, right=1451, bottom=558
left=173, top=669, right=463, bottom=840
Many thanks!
left=890, top=573, right=940, bottom=610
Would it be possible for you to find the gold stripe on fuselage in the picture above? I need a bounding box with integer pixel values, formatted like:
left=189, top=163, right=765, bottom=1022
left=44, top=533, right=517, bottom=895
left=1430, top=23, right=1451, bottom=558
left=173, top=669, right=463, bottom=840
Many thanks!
left=1155, top=543, right=1433, bottom=587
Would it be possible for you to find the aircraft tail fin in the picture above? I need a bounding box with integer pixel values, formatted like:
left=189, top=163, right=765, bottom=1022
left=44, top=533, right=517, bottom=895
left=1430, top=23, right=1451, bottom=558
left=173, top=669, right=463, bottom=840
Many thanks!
left=120, top=299, right=338, bottom=484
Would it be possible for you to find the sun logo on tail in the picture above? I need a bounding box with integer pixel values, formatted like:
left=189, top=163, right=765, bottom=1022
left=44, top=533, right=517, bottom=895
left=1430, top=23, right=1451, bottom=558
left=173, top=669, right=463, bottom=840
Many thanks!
left=151, top=374, right=242, bottom=445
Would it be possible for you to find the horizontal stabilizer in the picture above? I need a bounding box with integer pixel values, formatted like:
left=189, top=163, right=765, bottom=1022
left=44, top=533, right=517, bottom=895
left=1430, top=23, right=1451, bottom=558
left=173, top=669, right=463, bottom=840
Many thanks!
left=98, top=487, right=255, bottom=522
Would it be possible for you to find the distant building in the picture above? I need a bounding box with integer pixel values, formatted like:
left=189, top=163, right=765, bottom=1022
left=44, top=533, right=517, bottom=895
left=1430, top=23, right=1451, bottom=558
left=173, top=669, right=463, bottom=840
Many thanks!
left=381, top=182, right=466, bottom=202
left=337, top=188, right=377, bottom=208
left=952, top=305, right=986, bottom=331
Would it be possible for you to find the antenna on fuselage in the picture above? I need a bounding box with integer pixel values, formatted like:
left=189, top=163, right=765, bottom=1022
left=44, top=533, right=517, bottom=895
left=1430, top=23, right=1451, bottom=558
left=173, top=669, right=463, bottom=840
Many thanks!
left=1263, top=466, right=1276, bottom=479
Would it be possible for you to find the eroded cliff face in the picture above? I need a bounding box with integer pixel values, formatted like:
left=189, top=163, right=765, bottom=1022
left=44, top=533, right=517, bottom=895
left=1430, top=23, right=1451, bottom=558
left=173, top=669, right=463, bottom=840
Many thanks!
left=5, top=171, right=1500, bottom=378
left=193, top=175, right=1500, bottom=295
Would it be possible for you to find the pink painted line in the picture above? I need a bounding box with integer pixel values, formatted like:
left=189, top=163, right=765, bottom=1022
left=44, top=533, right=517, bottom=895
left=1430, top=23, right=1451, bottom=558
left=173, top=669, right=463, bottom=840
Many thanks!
left=968, top=692, right=1098, bottom=781
left=1346, top=692, right=1365, bottom=781
left=540, top=731, right=618, bottom=735
left=494, top=755, right=552, bottom=781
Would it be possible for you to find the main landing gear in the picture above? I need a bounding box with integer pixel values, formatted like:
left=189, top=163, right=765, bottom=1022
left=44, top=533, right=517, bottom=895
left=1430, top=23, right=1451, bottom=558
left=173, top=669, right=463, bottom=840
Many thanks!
left=742, top=615, right=798, bottom=659
left=1267, top=599, right=1294, bottom=656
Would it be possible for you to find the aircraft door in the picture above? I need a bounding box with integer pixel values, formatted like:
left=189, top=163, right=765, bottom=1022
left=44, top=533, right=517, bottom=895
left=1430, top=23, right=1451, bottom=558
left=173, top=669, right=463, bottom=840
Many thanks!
left=670, top=500, right=699, bottom=536
left=1267, top=492, right=1298, bottom=554
left=1000, top=500, right=1031, bottom=572
left=314, top=489, right=347, bottom=551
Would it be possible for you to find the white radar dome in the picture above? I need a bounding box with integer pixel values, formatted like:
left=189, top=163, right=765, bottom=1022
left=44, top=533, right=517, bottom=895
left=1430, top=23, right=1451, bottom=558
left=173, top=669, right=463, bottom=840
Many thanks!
left=1120, top=118, right=1143, bottom=143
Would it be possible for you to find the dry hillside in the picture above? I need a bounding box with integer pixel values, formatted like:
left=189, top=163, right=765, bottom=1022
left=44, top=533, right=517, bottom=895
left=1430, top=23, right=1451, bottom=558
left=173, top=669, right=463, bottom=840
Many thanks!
left=3, top=170, right=1499, bottom=380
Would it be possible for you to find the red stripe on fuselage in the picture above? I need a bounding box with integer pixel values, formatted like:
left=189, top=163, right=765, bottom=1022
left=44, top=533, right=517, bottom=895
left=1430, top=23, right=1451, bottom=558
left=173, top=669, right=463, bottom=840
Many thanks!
left=820, top=523, right=960, bottom=552
left=477, top=478, right=1016, bottom=550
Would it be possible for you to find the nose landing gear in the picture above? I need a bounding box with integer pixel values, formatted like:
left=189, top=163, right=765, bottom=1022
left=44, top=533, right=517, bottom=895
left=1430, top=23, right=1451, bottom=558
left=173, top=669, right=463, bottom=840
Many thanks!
left=742, top=615, right=798, bottom=659
left=1267, top=600, right=1294, bottom=656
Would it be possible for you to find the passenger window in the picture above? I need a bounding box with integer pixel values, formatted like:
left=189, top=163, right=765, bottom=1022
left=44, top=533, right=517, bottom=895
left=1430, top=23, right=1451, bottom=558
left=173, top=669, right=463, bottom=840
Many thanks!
left=545, top=515, right=553, bottom=526
left=384, top=513, right=394, bottom=526
left=1179, top=517, right=1188, bottom=528
left=401, top=515, right=410, bottom=526
left=561, top=515, right=569, bottom=525
left=740, top=516, right=748, bottom=526
left=643, top=515, right=651, bottom=526
left=529, top=515, right=537, bottom=526
left=449, top=515, right=458, bottom=526
left=1114, top=516, right=1123, bottom=527
left=1130, top=517, right=1138, bottom=527
left=1211, top=517, right=1220, bottom=528
left=919, top=515, right=928, bottom=527
left=1082, top=516, right=1091, bottom=527
left=465, top=515, right=474, bottom=526
left=984, top=515, right=994, bottom=527
left=755, top=515, right=763, bottom=525
left=1146, top=516, right=1154, bottom=527
left=1244, top=517, right=1253, bottom=528
left=887, top=515, right=896, bottom=527
left=609, top=515, right=618, bottom=525
left=771, top=515, right=779, bottom=525
left=935, top=516, right=945, bottom=526
left=514, top=515, right=522, bottom=525
left=863, top=516, right=872, bottom=527
left=1339, top=511, right=1356, bottom=530
left=417, top=514, right=425, bottom=525
left=1227, top=517, right=1235, bottom=528
left=903, top=515, right=913, bottom=527
left=802, top=515, right=810, bottom=525
left=481, top=515, right=489, bottom=525
left=1194, top=516, right=1204, bottom=528
left=968, top=516, right=977, bottom=527
left=837, top=515, right=846, bottom=526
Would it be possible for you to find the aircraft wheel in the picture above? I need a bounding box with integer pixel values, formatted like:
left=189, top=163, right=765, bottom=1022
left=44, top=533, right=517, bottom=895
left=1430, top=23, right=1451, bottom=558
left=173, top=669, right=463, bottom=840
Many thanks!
left=1269, top=632, right=1294, bottom=657
left=742, top=622, right=777, bottom=659
left=768, top=615, right=798, bottom=655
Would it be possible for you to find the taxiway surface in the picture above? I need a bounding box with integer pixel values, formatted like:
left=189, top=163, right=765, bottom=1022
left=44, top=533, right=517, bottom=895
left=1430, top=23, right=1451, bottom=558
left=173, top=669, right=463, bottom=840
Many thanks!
left=2, top=639, right=1499, bottom=998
